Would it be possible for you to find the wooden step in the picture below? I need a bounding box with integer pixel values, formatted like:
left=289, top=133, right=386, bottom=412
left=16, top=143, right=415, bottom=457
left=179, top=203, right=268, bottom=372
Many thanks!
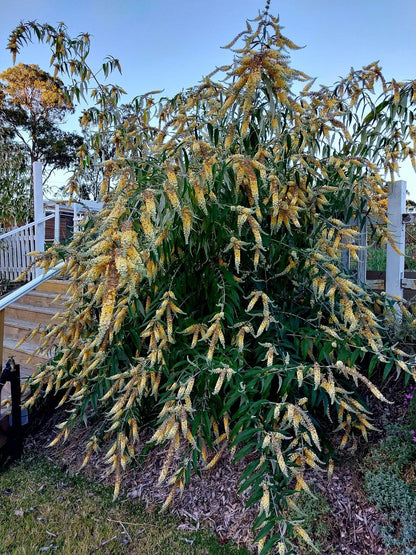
left=3, top=337, right=50, bottom=368
left=5, top=303, right=63, bottom=325
left=18, top=290, right=68, bottom=309
left=4, top=316, right=40, bottom=343
left=4, top=317, right=57, bottom=349
left=1, top=278, right=68, bottom=418
left=35, top=279, right=70, bottom=295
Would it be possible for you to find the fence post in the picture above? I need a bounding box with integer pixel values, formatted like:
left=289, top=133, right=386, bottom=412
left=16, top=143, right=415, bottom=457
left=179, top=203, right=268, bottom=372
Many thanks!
left=33, top=162, right=45, bottom=277
left=357, top=218, right=367, bottom=284
left=54, top=203, right=60, bottom=243
left=73, top=202, right=79, bottom=234
left=386, top=180, right=406, bottom=306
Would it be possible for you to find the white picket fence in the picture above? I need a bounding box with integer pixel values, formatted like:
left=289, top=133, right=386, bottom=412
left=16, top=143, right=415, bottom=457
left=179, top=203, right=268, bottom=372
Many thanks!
left=342, top=180, right=416, bottom=301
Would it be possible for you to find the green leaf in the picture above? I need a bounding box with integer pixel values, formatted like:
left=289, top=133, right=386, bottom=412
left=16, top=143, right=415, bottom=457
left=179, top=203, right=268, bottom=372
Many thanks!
left=238, top=469, right=264, bottom=495
left=383, top=359, right=394, bottom=381
left=246, top=482, right=264, bottom=506
left=232, top=427, right=261, bottom=446
left=254, top=520, right=275, bottom=542
left=233, top=442, right=257, bottom=462
left=238, top=458, right=262, bottom=482
left=368, top=354, right=378, bottom=377
left=260, top=534, right=284, bottom=555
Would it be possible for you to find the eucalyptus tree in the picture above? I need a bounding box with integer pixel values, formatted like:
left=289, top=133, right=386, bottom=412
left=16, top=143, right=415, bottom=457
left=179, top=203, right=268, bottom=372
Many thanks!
left=0, top=128, right=31, bottom=225
left=0, top=63, right=82, bottom=184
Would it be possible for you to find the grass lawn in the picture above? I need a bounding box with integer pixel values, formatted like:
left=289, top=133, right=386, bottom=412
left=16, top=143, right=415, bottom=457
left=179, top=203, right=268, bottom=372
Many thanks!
left=0, top=456, right=248, bottom=555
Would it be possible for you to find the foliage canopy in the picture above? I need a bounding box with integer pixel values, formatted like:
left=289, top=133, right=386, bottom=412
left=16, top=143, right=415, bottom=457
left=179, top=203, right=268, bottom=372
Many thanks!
left=0, top=63, right=82, bottom=184
left=0, top=129, right=31, bottom=225
left=9, top=7, right=416, bottom=553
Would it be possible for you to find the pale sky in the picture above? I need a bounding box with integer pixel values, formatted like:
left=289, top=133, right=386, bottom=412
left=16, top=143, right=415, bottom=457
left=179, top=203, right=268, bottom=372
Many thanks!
left=0, top=0, right=415, bottom=193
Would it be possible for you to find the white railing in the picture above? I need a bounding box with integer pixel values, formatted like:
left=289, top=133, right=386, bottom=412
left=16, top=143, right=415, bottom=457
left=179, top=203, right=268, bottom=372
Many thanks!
left=1, top=162, right=104, bottom=284
left=0, top=215, right=55, bottom=281
left=343, top=180, right=416, bottom=302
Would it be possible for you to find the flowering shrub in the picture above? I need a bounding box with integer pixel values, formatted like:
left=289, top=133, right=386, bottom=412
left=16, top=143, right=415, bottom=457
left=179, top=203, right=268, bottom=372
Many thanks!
left=10, top=4, right=416, bottom=553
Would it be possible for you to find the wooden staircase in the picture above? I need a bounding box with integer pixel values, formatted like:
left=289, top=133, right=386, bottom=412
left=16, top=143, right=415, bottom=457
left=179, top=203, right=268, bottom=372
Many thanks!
left=1, top=279, right=68, bottom=413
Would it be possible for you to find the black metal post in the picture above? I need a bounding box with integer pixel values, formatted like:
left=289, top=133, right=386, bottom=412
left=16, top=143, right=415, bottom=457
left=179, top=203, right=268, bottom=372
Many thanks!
left=9, top=363, right=22, bottom=459
left=0, top=358, right=22, bottom=460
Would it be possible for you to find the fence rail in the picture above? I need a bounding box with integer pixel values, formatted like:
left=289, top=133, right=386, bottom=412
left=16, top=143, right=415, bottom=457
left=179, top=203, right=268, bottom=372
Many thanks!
left=0, top=214, right=56, bottom=282
left=0, top=224, right=36, bottom=281
left=344, top=180, right=416, bottom=303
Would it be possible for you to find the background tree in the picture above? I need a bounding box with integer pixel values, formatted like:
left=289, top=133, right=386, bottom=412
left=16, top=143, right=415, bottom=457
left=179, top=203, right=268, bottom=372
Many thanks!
left=0, top=127, right=31, bottom=226
left=8, top=8, right=416, bottom=554
left=0, top=63, right=82, bottom=185
left=68, top=121, right=116, bottom=201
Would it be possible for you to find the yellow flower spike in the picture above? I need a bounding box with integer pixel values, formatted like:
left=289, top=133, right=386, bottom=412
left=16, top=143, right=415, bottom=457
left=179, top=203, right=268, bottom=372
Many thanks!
left=224, top=236, right=249, bottom=274
left=261, top=343, right=276, bottom=367
left=213, top=369, right=226, bottom=395
left=211, top=417, right=220, bottom=438
left=256, top=316, right=270, bottom=337
left=166, top=306, right=173, bottom=342
left=158, top=441, right=175, bottom=484
left=246, top=290, right=263, bottom=312
left=97, top=260, right=119, bottom=344
left=186, top=429, right=197, bottom=448
left=179, top=413, right=188, bottom=442
left=237, top=213, right=247, bottom=234
left=203, top=442, right=227, bottom=470
left=200, top=437, right=208, bottom=462
left=140, top=212, right=154, bottom=241
left=181, top=206, right=192, bottom=244
left=163, top=183, right=181, bottom=211
left=182, top=323, right=206, bottom=348
left=130, top=418, right=139, bottom=443
left=313, top=363, right=321, bottom=390
left=184, top=377, right=195, bottom=397
left=296, top=365, right=304, bottom=387
left=151, top=368, right=162, bottom=396
left=174, top=427, right=181, bottom=450
left=247, top=215, right=262, bottom=245
left=223, top=412, right=230, bottom=438
left=160, top=483, right=178, bottom=513
left=340, top=434, right=349, bottom=449
left=262, top=434, right=271, bottom=449
left=294, top=525, right=315, bottom=550
left=235, top=325, right=247, bottom=350
left=184, top=395, right=192, bottom=412
left=142, top=188, right=157, bottom=219
left=257, top=536, right=266, bottom=554
left=224, top=124, right=235, bottom=149
left=165, top=165, right=178, bottom=187
left=168, top=297, right=185, bottom=315
left=252, top=244, right=262, bottom=271
left=259, top=481, right=270, bottom=516
left=191, top=178, right=208, bottom=214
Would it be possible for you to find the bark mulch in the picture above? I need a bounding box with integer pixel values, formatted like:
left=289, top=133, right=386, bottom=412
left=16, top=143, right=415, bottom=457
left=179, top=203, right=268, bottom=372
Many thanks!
left=19, top=399, right=396, bottom=555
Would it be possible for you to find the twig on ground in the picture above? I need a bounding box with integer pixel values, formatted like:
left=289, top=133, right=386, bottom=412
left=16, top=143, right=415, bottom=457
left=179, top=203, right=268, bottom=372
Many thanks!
left=87, top=535, right=117, bottom=554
